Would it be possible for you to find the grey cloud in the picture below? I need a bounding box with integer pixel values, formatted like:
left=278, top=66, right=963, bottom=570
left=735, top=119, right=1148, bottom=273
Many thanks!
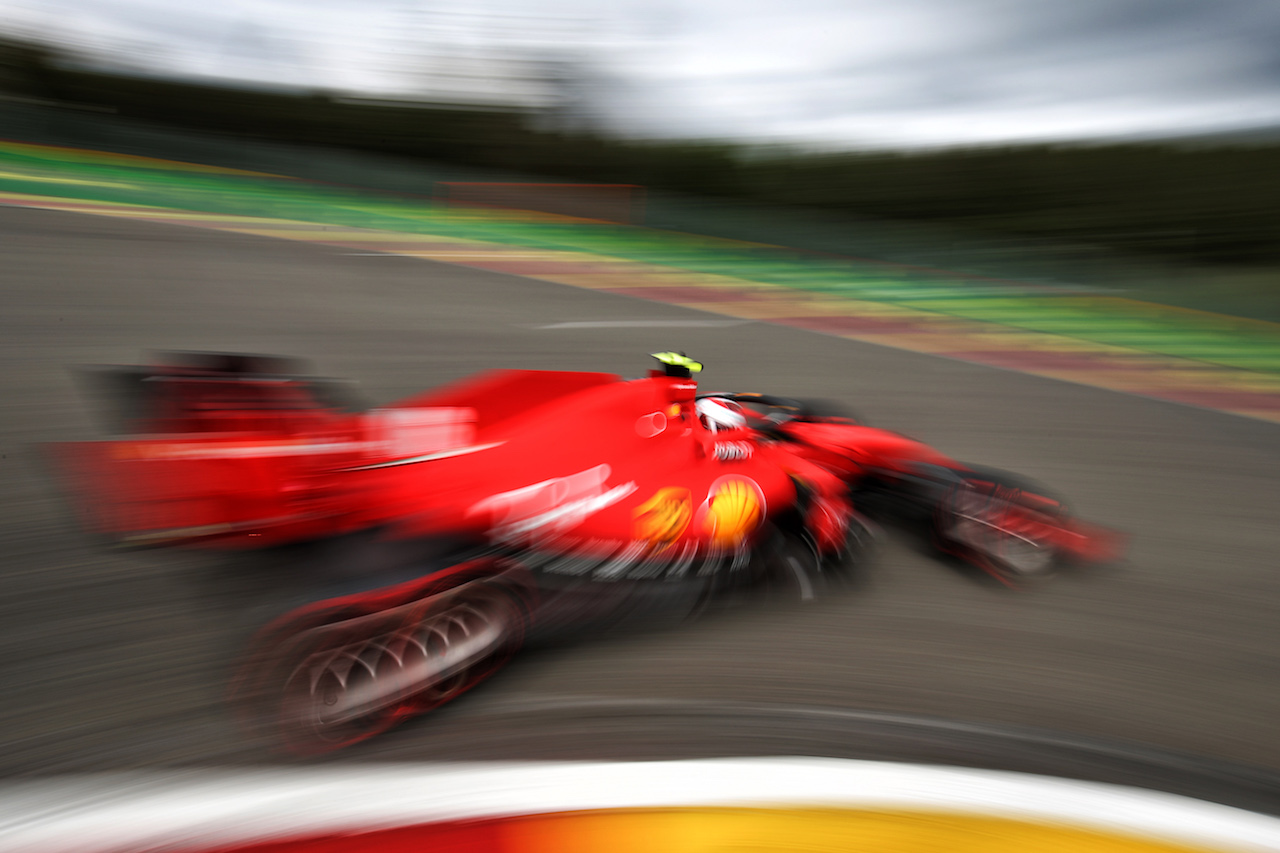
left=678, top=0, right=1280, bottom=130
left=10, top=0, right=1280, bottom=145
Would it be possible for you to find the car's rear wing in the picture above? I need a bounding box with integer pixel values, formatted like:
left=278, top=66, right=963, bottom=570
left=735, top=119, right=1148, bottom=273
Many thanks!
left=49, top=353, right=495, bottom=548
left=73, top=351, right=363, bottom=436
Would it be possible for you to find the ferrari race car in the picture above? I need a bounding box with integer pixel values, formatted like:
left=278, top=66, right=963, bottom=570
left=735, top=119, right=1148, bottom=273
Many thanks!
left=51, top=351, right=1124, bottom=752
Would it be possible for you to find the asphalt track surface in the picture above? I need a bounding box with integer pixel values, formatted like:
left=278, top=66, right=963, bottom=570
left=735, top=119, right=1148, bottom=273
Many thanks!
left=2, top=205, right=1278, bottom=794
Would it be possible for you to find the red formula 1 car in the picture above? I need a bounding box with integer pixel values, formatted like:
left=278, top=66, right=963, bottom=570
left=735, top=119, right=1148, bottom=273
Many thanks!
left=51, top=351, right=1124, bottom=752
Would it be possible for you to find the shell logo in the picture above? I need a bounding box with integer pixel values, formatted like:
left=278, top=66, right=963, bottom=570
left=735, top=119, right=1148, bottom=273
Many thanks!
left=702, top=477, right=764, bottom=546
left=634, top=487, right=693, bottom=545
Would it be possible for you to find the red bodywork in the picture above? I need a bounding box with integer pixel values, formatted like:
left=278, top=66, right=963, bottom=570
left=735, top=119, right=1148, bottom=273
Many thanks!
left=52, top=357, right=1123, bottom=577
left=54, top=367, right=804, bottom=560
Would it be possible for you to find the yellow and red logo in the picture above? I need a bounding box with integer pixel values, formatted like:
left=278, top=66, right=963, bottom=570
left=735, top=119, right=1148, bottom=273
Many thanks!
left=702, top=477, right=764, bottom=546
left=634, top=487, right=693, bottom=545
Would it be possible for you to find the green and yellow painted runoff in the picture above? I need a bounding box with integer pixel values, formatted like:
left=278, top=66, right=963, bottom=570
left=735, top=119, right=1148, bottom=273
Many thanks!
left=1, top=140, right=1278, bottom=423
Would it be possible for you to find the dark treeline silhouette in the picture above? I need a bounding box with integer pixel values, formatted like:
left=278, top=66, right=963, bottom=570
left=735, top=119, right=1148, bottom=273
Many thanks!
left=3, top=35, right=1279, bottom=266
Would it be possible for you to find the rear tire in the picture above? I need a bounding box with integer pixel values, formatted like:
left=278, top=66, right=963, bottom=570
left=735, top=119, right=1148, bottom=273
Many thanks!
left=234, top=562, right=532, bottom=755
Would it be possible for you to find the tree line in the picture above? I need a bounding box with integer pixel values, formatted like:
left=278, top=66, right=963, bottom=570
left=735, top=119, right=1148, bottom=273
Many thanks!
left=3, top=34, right=1278, bottom=266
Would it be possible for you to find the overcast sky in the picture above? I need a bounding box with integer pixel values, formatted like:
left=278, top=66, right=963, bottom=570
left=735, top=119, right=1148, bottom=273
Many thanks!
left=4, top=0, right=1280, bottom=148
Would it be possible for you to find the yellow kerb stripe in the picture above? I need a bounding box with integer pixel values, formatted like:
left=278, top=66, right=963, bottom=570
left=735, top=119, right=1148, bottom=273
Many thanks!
left=508, top=808, right=1228, bottom=853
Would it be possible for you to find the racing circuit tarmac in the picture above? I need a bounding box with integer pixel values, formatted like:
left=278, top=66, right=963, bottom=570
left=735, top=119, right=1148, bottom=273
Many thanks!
left=1, top=204, right=1278, bottom=791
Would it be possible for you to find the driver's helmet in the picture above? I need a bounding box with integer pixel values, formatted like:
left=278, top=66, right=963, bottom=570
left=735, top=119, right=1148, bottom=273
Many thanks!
left=696, top=397, right=747, bottom=433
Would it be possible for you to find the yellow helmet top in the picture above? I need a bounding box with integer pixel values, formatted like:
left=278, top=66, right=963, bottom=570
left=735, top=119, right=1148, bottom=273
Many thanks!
left=650, top=352, right=703, bottom=374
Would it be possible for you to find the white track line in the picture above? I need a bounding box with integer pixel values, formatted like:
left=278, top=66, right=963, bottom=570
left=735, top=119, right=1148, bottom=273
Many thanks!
left=534, top=319, right=753, bottom=329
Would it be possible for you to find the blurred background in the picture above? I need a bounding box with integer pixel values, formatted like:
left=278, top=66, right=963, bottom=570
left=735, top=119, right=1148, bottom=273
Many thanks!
left=3, top=0, right=1280, bottom=310
left=0, top=0, right=1278, bottom=821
